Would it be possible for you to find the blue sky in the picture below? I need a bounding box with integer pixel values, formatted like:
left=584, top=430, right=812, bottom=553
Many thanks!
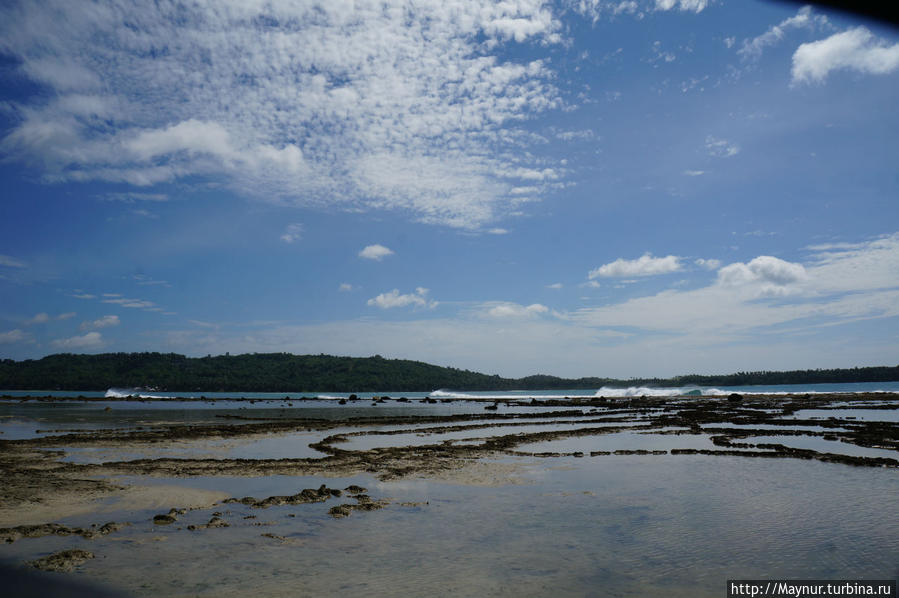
left=1, top=0, right=898, bottom=378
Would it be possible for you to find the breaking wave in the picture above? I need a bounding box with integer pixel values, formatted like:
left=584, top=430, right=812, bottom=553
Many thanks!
left=105, top=387, right=167, bottom=399
left=595, top=386, right=711, bottom=397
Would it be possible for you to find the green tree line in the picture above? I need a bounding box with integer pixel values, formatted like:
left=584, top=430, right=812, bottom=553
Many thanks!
left=0, top=352, right=897, bottom=392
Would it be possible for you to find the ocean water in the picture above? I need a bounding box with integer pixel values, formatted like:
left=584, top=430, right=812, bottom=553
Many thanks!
left=2, top=380, right=899, bottom=400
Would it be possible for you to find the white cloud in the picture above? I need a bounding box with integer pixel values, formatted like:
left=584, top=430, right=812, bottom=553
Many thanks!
left=567, top=1, right=643, bottom=23
left=101, top=297, right=156, bottom=309
left=589, top=253, right=683, bottom=278
left=574, top=233, right=899, bottom=341
left=367, top=287, right=437, bottom=309
left=131, top=208, right=157, bottom=219
left=0, top=1, right=566, bottom=228
left=695, top=258, right=721, bottom=270
left=739, top=6, right=827, bottom=61
left=546, top=282, right=563, bottom=289
left=803, top=232, right=899, bottom=293
left=683, top=170, right=705, bottom=176
left=359, top=244, right=395, bottom=261
left=487, top=228, right=509, bottom=235
left=792, top=27, right=899, bottom=84
left=484, top=302, right=549, bottom=318
left=134, top=276, right=170, bottom=287
left=579, top=280, right=601, bottom=288
left=0, top=254, right=27, bottom=268
left=0, top=329, right=29, bottom=343
left=71, top=293, right=97, bottom=300
left=654, top=0, right=708, bottom=12
left=554, top=129, right=594, bottom=141
left=649, top=40, right=676, bottom=64
left=23, top=313, right=50, bottom=325
left=57, top=312, right=76, bottom=320
left=705, top=136, right=740, bottom=158
left=716, top=256, right=807, bottom=297
left=80, top=314, right=120, bottom=331
left=104, top=192, right=169, bottom=202
left=51, top=331, right=103, bottom=350
left=150, top=234, right=899, bottom=379
left=280, top=223, right=303, bottom=244
left=339, top=283, right=354, bottom=292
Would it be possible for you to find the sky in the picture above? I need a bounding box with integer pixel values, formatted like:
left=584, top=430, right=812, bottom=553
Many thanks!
left=1, top=0, right=898, bottom=379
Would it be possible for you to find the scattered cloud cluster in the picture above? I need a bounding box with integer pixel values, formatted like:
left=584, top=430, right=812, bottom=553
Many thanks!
left=0, top=255, right=27, bottom=268
left=133, top=275, right=170, bottom=287
left=23, top=313, right=50, bottom=326
left=280, top=223, right=303, bottom=244
left=0, top=329, right=29, bottom=344
left=0, top=0, right=571, bottom=228
left=590, top=254, right=683, bottom=278
left=654, top=0, right=708, bottom=11
left=739, top=6, right=828, bottom=62
left=792, top=27, right=899, bottom=84
left=80, top=315, right=120, bottom=331
left=102, top=296, right=157, bottom=310
left=573, top=233, right=899, bottom=340
left=148, top=233, right=899, bottom=378
left=51, top=331, right=103, bottom=350
left=567, top=0, right=706, bottom=24
left=694, top=258, right=721, bottom=271
left=705, top=136, right=740, bottom=158
left=367, top=287, right=437, bottom=310
left=69, top=289, right=169, bottom=314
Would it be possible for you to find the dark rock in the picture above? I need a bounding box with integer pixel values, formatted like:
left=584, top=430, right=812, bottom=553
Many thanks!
left=1, top=521, right=128, bottom=543
left=28, top=549, right=95, bottom=573
left=728, top=393, right=743, bottom=402
left=188, top=516, right=229, bottom=531
left=329, top=505, right=352, bottom=518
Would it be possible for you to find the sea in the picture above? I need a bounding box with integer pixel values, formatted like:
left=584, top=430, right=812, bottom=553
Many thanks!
left=3, top=380, right=899, bottom=400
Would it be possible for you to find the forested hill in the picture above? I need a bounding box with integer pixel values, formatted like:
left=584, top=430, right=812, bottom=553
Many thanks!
left=0, top=352, right=897, bottom=392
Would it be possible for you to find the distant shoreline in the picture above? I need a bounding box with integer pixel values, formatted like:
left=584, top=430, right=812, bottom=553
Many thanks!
left=1, top=352, right=898, bottom=392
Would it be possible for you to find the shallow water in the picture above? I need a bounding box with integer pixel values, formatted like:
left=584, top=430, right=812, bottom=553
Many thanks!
left=740, top=435, right=899, bottom=460
left=4, top=394, right=899, bottom=596
left=513, top=428, right=733, bottom=454
left=334, top=421, right=644, bottom=451
left=0, top=400, right=600, bottom=440
left=701, top=423, right=853, bottom=435
left=3, top=456, right=897, bottom=597
left=779, top=408, right=899, bottom=423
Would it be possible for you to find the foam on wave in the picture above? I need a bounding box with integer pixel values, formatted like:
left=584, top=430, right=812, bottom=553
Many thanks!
left=105, top=388, right=167, bottom=399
